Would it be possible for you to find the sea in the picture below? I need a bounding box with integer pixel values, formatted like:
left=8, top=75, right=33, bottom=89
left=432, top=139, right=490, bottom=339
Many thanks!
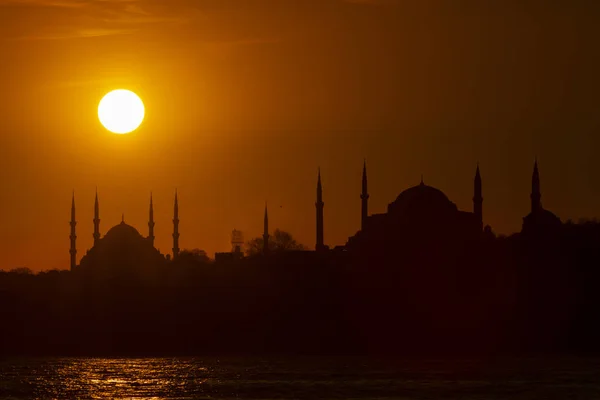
left=1, top=357, right=600, bottom=399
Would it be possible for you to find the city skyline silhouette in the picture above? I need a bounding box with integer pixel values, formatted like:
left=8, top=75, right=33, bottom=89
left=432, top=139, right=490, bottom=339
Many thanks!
left=61, top=158, right=572, bottom=270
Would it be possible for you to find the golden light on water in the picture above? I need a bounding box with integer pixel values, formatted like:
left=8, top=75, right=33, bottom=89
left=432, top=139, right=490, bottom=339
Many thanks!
left=98, top=89, right=145, bottom=134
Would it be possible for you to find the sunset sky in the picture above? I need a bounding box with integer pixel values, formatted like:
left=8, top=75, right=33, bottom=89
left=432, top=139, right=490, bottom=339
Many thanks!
left=0, top=0, right=599, bottom=270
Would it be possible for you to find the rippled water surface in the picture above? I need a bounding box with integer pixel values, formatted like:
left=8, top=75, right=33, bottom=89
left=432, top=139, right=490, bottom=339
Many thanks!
left=2, top=357, right=600, bottom=399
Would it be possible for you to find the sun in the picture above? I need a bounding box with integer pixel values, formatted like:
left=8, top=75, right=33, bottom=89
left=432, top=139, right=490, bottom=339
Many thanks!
left=98, top=89, right=145, bottom=134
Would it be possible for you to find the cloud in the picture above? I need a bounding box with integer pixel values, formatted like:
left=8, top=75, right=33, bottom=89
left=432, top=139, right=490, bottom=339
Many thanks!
left=0, top=0, right=187, bottom=40
left=0, top=0, right=284, bottom=48
left=15, top=28, right=137, bottom=41
left=204, top=37, right=281, bottom=47
left=0, top=0, right=88, bottom=7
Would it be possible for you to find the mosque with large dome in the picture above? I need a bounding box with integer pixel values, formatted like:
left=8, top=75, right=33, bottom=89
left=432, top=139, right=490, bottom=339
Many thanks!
left=345, top=162, right=485, bottom=252
left=77, top=219, right=167, bottom=275
left=69, top=191, right=180, bottom=273
left=345, top=159, right=560, bottom=252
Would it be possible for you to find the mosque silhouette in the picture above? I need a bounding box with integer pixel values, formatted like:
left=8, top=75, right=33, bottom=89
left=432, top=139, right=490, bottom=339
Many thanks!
left=68, top=159, right=560, bottom=271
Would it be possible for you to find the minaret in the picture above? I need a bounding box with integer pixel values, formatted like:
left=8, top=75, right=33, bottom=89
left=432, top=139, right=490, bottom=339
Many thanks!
left=360, top=159, right=369, bottom=231
left=172, top=190, right=180, bottom=259
left=93, top=189, right=100, bottom=246
left=148, top=192, right=155, bottom=247
left=316, top=168, right=325, bottom=251
left=473, top=163, right=483, bottom=231
left=263, top=202, right=270, bottom=255
left=69, top=192, right=77, bottom=271
left=531, top=158, right=541, bottom=213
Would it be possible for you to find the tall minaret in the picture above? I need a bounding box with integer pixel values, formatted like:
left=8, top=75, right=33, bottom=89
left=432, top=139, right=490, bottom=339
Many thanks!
left=531, top=158, right=541, bottom=213
left=172, top=190, right=180, bottom=259
left=263, top=202, right=270, bottom=255
left=316, top=168, right=325, bottom=251
left=93, top=189, right=100, bottom=246
left=69, top=192, right=77, bottom=271
left=148, top=192, right=155, bottom=247
left=361, top=159, right=369, bottom=231
left=473, top=163, right=483, bottom=231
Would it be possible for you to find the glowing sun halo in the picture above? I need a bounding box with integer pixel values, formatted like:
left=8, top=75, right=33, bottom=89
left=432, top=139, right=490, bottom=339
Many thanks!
left=98, top=89, right=145, bottom=134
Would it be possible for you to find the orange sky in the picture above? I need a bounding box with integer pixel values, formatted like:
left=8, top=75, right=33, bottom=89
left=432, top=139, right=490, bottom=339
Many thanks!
left=0, top=0, right=599, bottom=270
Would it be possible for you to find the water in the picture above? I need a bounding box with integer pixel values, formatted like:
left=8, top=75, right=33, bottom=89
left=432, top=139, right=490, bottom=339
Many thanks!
left=2, top=357, right=600, bottom=399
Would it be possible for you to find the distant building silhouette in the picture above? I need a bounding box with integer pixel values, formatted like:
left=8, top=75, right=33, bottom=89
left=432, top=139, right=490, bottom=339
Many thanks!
left=215, top=229, right=245, bottom=262
left=263, top=202, right=270, bottom=256
left=69, top=192, right=77, bottom=271
left=78, top=219, right=166, bottom=276
left=474, top=163, right=483, bottom=232
left=173, top=190, right=180, bottom=259
left=231, top=229, right=244, bottom=254
left=71, top=192, right=170, bottom=272
left=521, top=159, right=561, bottom=235
left=346, top=165, right=484, bottom=251
left=361, top=160, right=369, bottom=231
left=316, top=168, right=326, bottom=251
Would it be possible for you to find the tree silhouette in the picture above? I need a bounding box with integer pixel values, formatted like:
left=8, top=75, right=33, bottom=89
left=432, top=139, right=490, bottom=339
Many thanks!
left=8, top=267, right=33, bottom=275
left=246, top=229, right=307, bottom=256
left=178, top=249, right=212, bottom=263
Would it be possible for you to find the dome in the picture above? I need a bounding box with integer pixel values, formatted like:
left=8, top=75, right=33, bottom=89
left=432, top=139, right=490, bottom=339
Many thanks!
left=395, top=183, right=450, bottom=204
left=522, top=208, right=562, bottom=234
left=103, top=221, right=143, bottom=241
left=388, top=181, right=457, bottom=215
left=538, top=208, right=560, bottom=222
left=78, top=221, right=166, bottom=275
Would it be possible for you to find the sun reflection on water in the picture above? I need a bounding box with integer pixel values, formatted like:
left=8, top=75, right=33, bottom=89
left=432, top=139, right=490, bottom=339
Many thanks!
left=30, top=359, right=216, bottom=399
left=2, top=358, right=600, bottom=399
